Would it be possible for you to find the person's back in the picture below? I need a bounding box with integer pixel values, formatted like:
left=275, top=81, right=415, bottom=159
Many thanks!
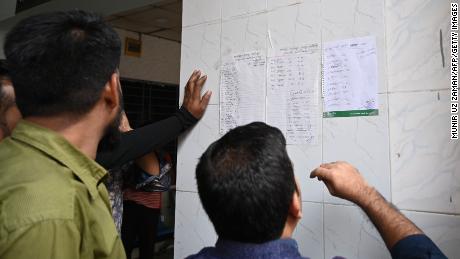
left=0, top=122, right=121, bottom=258
left=0, top=10, right=126, bottom=258
left=188, top=122, right=447, bottom=259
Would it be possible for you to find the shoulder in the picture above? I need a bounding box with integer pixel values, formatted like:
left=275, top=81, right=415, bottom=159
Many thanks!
left=0, top=138, right=77, bottom=233
left=390, top=234, right=447, bottom=259
left=185, top=247, right=220, bottom=259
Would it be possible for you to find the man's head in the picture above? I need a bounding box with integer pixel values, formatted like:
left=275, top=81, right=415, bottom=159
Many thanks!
left=196, top=122, right=302, bottom=243
left=4, top=10, right=123, bottom=146
left=0, top=60, right=21, bottom=140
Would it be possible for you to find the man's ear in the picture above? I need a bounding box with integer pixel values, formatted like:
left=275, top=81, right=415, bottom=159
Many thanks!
left=289, top=188, right=302, bottom=220
left=101, top=72, right=120, bottom=111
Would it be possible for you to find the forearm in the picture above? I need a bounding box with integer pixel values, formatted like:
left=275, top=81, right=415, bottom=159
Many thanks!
left=96, top=107, right=197, bottom=169
left=357, top=187, right=422, bottom=249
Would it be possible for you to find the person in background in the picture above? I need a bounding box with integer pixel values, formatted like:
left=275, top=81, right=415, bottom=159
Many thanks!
left=188, top=122, right=446, bottom=259
left=0, top=60, right=21, bottom=141
left=121, top=147, right=173, bottom=259
left=96, top=70, right=210, bottom=170
left=108, top=111, right=173, bottom=259
left=99, top=70, right=210, bottom=237
left=0, top=10, right=126, bottom=258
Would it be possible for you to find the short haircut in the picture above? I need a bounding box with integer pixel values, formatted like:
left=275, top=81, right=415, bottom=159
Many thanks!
left=196, top=122, right=296, bottom=243
left=3, top=10, right=121, bottom=117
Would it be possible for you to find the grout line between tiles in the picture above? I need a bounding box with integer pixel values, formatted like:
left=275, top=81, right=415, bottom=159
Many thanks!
left=400, top=209, right=460, bottom=217
left=382, top=0, right=393, bottom=204
left=319, top=201, right=460, bottom=217
left=175, top=190, right=198, bottom=194
left=319, top=1, right=326, bottom=257
left=386, top=88, right=450, bottom=94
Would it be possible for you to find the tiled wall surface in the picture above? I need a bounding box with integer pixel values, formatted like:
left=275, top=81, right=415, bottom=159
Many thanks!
left=175, top=1, right=460, bottom=258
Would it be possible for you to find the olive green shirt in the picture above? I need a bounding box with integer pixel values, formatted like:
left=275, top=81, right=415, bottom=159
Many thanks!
left=0, top=121, right=126, bottom=259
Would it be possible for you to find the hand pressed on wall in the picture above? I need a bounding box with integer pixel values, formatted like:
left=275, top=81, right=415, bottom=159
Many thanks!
left=182, top=70, right=212, bottom=119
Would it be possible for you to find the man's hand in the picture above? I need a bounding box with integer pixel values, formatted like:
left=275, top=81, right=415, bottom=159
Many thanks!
left=311, top=161, right=427, bottom=251
left=310, top=161, right=372, bottom=206
left=182, top=70, right=212, bottom=119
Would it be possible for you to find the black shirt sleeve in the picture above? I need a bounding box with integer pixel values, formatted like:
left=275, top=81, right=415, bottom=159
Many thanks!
left=390, top=234, right=447, bottom=259
left=96, top=106, right=198, bottom=169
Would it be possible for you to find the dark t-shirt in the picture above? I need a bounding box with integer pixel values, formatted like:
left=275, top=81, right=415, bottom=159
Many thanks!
left=390, top=234, right=447, bottom=259
left=187, top=235, right=446, bottom=259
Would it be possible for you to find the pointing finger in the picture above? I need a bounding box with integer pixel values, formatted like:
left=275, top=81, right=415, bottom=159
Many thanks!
left=310, top=167, right=331, bottom=180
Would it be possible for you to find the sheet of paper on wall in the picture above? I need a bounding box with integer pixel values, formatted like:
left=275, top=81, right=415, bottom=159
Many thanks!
left=267, top=44, right=321, bottom=145
left=220, top=51, right=266, bottom=134
left=322, top=36, right=379, bottom=118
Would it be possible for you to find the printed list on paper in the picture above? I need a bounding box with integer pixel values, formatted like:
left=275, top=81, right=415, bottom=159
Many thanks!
left=220, top=51, right=266, bottom=134
left=322, top=36, right=379, bottom=117
left=267, top=44, right=321, bottom=145
left=219, top=45, right=321, bottom=145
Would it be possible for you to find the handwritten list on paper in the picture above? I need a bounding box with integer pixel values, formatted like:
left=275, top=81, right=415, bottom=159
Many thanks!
left=266, top=44, right=321, bottom=145
left=220, top=51, right=266, bottom=134
left=322, top=36, right=379, bottom=117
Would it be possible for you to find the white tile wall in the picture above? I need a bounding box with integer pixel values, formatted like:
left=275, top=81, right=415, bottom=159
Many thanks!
left=221, top=13, right=268, bottom=57
left=267, top=0, right=303, bottom=11
left=321, top=0, right=388, bottom=93
left=177, top=0, right=459, bottom=258
left=176, top=105, right=220, bottom=192
left=174, top=191, right=217, bottom=259
left=293, top=202, right=324, bottom=259
left=267, top=1, right=321, bottom=48
left=222, top=0, right=266, bottom=20
left=403, top=210, right=460, bottom=259
left=182, top=0, right=222, bottom=27
left=386, top=0, right=450, bottom=93
left=389, top=90, right=460, bottom=214
left=288, top=144, right=323, bottom=203
left=323, top=94, right=391, bottom=205
left=179, top=22, right=221, bottom=105
left=324, top=204, right=390, bottom=259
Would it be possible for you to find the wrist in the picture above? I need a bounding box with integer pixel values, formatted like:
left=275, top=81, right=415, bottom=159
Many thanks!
left=354, top=185, right=380, bottom=208
left=180, top=106, right=199, bottom=120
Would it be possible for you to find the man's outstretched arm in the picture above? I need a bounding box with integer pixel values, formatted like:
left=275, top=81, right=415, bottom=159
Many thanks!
left=310, top=161, right=446, bottom=258
left=96, top=70, right=211, bottom=169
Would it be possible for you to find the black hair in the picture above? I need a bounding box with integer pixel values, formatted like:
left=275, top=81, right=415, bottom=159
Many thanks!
left=196, top=122, right=296, bottom=243
left=0, top=59, right=8, bottom=78
left=3, top=10, right=121, bottom=117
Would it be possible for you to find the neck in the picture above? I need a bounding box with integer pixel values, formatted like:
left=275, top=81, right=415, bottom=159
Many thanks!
left=280, top=217, right=297, bottom=239
left=26, top=114, right=104, bottom=159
